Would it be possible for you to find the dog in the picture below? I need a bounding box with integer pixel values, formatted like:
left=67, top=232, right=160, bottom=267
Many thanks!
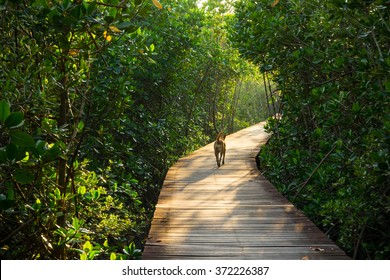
left=214, top=132, right=226, bottom=167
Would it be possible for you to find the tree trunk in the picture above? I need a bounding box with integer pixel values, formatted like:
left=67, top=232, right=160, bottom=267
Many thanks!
left=55, top=57, right=69, bottom=259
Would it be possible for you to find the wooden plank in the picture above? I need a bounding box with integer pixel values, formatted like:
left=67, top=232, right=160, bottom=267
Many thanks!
left=143, top=122, right=349, bottom=259
left=143, top=244, right=347, bottom=260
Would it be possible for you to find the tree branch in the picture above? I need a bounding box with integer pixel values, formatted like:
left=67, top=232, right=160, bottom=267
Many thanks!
left=292, top=143, right=337, bottom=202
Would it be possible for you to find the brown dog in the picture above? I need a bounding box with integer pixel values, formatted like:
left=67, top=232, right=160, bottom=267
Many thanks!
left=214, top=132, right=226, bottom=167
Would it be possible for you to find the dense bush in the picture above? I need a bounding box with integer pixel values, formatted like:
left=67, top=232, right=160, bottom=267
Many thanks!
left=231, top=0, right=389, bottom=259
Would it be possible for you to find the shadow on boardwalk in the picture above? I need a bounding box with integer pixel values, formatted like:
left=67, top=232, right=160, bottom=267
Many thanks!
left=143, top=122, right=349, bottom=259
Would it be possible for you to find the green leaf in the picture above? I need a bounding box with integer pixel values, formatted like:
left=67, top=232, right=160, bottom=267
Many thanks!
left=54, top=188, right=61, bottom=200
left=5, top=112, right=24, bottom=128
left=123, top=247, right=130, bottom=256
left=20, top=151, right=30, bottom=163
left=7, top=186, right=15, bottom=200
left=70, top=5, right=82, bottom=20
left=88, top=251, right=98, bottom=260
left=80, top=253, right=87, bottom=260
left=104, top=15, right=114, bottom=24
left=129, top=178, right=138, bottom=184
left=72, top=217, right=82, bottom=229
left=34, top=140, right=46, bottom=156
left=110, top=252, right=117, bottom=260
left=129, top=242, right=135, bottom=253
left=86, top=1, right=97, bottom=15
left=41, top=145, right=61, bottom=163
left=384, top=121, right=390, bottom=130
left=83, top=241, right=93, bottom=253
left=6, top=143, right=18, bottom=160
left=92, top=189, right=100, bottom=200
left=77, top=120, right=84, bottom=132
left=14, top=169, right=35, bottom=184
left=10, top=131, right=35, bottom=147
left=314, top=127, right=323, bottom=137
left=33, top=198, right=42, bottom=210
left=116, top=21, right=138, bottom=32
left=0, top=149, right=7, bottom=163
left=0, top=200, right=15, bottom=210
left=352, top=102, right=361, bottom=113
left=0, top=100, right=11, bottom=123
left=385, top=80, right=390, bottom=92
left=78, top=186, right=86, bottom=195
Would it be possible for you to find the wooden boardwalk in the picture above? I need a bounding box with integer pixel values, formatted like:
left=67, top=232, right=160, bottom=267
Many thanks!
left=143, top=122, right=349, bottom=259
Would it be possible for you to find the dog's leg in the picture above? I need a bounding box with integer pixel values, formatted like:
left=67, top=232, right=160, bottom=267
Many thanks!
left=215, top=150, right=220, bottom=167
left=221, top=143, right=225, bottom=165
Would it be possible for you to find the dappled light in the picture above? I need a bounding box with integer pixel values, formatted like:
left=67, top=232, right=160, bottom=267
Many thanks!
left=144, top=123, right=349, bottom=259
left=1, top=0, right=388, bottom=260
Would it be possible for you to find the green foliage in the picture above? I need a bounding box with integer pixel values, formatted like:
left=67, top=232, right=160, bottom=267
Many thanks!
left=78, top=240, right=141, bottom=260
left=232, top=0, right=390, bottom=259
left=0, top=0, right=153, bottom=259
left=1, top=0, right=265, bottom=259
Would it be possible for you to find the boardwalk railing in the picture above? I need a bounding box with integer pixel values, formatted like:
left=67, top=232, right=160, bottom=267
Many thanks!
left=143, top=122, right=349, bottom=259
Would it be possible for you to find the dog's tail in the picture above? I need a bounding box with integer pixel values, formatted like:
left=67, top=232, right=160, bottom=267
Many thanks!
left=216, top=132, right=225, bottom=143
